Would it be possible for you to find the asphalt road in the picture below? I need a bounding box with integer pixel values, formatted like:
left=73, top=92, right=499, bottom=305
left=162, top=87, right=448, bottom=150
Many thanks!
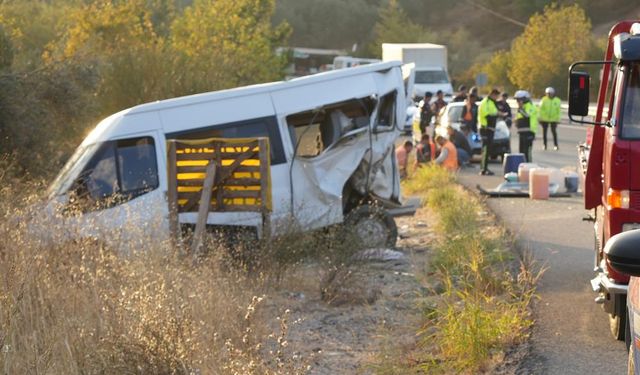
left=457, top=122, right=628, bottom=374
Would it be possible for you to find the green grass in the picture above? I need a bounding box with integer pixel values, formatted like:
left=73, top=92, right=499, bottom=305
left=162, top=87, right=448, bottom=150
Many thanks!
left=394, top=165, right=538, bottom=373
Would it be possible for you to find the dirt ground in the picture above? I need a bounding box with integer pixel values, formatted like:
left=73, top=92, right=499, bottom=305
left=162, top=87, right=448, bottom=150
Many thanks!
left=264, top=205, right=439, bottom=374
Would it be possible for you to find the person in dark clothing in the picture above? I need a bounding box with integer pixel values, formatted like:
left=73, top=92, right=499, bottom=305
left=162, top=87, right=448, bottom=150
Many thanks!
left=419, top=91, right=434, bottom=135
left=452, top=85, right=467, bottom=102
left=414, top=133, right=435, bottom=166
left=447, top=126, right=472, bottom=166
left=469, top=86, right=483, bottom=101
left=461, top=93, right=478, bottom=133
left=496, top=92, right=512, bottom=128
left=432, top=90, right=447, bottom=116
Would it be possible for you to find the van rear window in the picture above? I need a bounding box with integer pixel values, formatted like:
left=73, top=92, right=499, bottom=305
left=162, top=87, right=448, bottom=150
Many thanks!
left=166, top=116, right=285, bottom=165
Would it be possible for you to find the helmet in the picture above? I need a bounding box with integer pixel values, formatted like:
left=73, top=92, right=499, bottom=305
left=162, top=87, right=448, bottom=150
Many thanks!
left=514, top=90, right=529, bottom=100
left=545, top=87, right=555, bottom=95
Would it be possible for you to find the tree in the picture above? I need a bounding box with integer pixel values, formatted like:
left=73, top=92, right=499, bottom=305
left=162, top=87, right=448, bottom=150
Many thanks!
left=508, top=4, right=592, bottom=97
left=482, top=50, right=515, bottom=92
left=368, top=0, right=437, bottom=58
left=273, top=0, right=378, bottom=51
left=171, top=0, right=290, bottom=93
left=0, top=26, right=13, bottom=71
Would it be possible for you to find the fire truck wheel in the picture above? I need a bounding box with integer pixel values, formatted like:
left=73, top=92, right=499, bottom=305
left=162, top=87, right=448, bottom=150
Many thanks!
left=611, top=311, right=627, bottom=341
left=629, top=344, right=635, bottom=375
left=345, top=205, right=397, bottom=249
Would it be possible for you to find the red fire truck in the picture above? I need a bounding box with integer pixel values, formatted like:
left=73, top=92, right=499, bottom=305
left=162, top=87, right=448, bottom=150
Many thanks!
left=569, top=21, right=640, bottom=340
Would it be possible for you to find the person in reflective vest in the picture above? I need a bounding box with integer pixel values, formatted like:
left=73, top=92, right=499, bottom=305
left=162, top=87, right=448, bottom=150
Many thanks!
left=538, top=86, right=561, bottom=150
left=434, top=135, right=458, bottom=172
left=514, top=90, right=538, bottom=162
left=478, top=88, right=508, bottom=175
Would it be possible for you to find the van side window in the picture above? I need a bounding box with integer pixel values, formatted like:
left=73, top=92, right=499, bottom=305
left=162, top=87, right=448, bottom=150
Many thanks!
left=376, top=91, right=397, bottom=131
left=287, top=97, right=375, bottom=158
left=71, top=136, right=158, bottom=211
left=166, top=116, right=285, bottom=165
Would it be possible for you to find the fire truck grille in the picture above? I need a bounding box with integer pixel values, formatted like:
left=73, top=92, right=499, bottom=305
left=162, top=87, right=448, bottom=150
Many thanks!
left=630, top=191, right=640, bottom=210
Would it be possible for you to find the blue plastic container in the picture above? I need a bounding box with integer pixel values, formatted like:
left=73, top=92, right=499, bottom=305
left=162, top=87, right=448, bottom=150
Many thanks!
left=503, top=153, right=526, bottom=175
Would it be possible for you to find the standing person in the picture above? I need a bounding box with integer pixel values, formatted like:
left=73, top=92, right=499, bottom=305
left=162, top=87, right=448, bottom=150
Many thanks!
left=461, top=92, right=478, bottom=133
left=514, top=90, right=538, bottom=162
left=419, top=92, right=435, bottom=136
left=497, top=92, right=512, bottom=128
left=414, top=134, right=435, bottom=167
left=478, top=88, right=508, bottom=175
left=538, top=86, right=561, bottom=150
left=433, top=135, right=458, bottom=172
left=446, top=126, right=472, bottom=166
left=469, top=86, right=483, bottom=101
left=432, top=90, right=447, bottom=115
left=395, top=140, right=413, bottom=179
left=452, top=85, right=467, bottom=102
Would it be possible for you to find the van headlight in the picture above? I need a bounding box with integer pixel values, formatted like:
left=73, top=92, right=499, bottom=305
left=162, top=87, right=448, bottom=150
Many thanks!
left=622, top=223, right=640, bottom=232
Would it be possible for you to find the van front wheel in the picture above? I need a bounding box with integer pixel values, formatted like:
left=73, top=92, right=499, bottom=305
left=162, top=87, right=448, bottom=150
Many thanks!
left=344, top=205, right=397, bottom=249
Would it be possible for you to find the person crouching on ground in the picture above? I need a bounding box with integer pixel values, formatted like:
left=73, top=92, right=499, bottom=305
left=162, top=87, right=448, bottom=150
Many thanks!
left=414, top=134, right=435, bottom=167
left=396, top=140, right=413, bottom=178
left=433, top=135, right=458, bottom=172
left=514, top=90, right=538, bottom=162
left=446, top=125, right=472, bottom=166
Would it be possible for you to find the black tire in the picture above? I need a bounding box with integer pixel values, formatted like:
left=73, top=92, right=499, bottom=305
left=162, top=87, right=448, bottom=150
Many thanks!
left=344, top=205, right=397, bottom=249
left=629, top=342, right=635, bottom=375
left=626, top=307, right=632, bottom=352
left=611, top=294, right=627, bottom=341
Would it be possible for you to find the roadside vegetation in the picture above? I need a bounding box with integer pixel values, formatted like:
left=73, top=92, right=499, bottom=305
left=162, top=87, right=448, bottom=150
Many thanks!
left=0, top=169, right=380, bottom=373
left=383, top=165, right=541, bottom=373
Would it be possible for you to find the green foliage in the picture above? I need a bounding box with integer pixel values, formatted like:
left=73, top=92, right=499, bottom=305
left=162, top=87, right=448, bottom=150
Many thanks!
left=172, top=0, right=290, bottom=94
left=0, top=25, right=12, bottom=70
left=480, top=50, right=516, bottom=93
left=0, top=0, right=290, bottom=177
left=273, top=0, right=378, bottom=51
left=508, top=4, right=592, bottom=97
left=398, top=164, right=534, bottom=372
left=368, top=0, right=437, bottom=58
left=402, top=163, right=454, bottom=195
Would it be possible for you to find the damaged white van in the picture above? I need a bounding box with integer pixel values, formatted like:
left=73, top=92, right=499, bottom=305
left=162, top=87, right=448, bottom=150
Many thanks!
left=45, top=61, right=413, bottom=251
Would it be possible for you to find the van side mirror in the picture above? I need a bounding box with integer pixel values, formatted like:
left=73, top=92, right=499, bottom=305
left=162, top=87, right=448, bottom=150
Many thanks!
left=605, top=229, right=640, bottom=277
left=568, top=71, right=590, bottom=117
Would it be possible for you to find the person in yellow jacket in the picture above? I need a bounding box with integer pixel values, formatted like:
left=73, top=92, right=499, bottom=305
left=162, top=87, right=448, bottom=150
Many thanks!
left=538, top=86, right=562, bottom=150
left=514, top=90, right=538, bottom=162
left=478, top=88, right=508, bottom=175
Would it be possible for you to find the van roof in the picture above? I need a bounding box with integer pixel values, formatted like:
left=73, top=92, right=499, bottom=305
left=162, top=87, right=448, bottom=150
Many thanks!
left=127, top=61, right=402, bottom=115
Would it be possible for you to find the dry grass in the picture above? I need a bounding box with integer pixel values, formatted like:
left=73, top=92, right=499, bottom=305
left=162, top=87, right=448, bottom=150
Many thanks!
left=0, top=176, right=316, bottom=374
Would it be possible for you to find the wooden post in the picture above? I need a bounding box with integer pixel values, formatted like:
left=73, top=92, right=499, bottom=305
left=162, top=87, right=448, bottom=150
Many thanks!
left=191, top=161, right=216, bottom=259
left=215, top=141, right=224, bottom=211
left=167, top=140, right=181, bottom=251
left=258, top=139, right=271, bottom=239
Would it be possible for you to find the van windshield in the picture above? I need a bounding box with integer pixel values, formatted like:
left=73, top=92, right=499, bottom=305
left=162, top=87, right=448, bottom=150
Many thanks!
left=415, top=70, right=449, bottom=84
left=622, top=63, right=640, bottom=139
left=48, top=143, right=100, bottom=198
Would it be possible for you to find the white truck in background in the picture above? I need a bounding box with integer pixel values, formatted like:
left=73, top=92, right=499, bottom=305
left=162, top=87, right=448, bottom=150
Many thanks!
left=382, top=43, right=453, bottom=100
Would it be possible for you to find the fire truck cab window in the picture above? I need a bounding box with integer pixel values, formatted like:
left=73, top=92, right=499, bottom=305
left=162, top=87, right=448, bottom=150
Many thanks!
left=622, top=63, right=640, bottom=139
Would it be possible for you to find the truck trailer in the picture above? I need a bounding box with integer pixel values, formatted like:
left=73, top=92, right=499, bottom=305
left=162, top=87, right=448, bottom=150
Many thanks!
left=382, top=43, right=453, bottom=99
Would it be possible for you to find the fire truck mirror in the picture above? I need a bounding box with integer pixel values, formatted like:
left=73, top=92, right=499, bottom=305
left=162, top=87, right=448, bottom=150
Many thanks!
left=569, top=71, right=590, bottom=118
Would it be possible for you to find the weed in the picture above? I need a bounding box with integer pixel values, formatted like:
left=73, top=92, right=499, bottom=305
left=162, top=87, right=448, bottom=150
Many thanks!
left=389, top=165, right=538, bottom=373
